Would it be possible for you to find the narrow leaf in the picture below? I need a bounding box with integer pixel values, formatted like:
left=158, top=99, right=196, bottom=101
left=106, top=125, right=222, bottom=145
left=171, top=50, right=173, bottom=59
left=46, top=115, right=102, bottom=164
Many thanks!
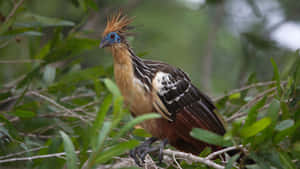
left=279, top=151, right=297, bottom=169
left=21, top=13, right=75, bottom=27
left=59, top=131, right=78, bottom=169
left=191, top=128, right=232, bottom=146
left=270, top=58, right=282, bottom=96
left=95, top=121, right=111, bottom=151
left=275, top=120, right=294, bottom=131
left=91, top=94, right=112, bottom=144
left=244, top=96, right=267, bottom=127
left=14, top=109, right=36, bottom=118
left=225, top=154, right=240, bottom=169
left=95, top=140, right=139, bottom=163
left=104, top=78, right=121, bottom=98
left=241, top=117, right=272, bottom=138
left=114, top=113, right=161, bottom=140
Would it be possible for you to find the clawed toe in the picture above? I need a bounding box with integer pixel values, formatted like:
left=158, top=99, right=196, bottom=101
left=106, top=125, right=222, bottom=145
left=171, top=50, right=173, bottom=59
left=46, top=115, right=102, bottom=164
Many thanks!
left=130, top=137, right=168, bottom=166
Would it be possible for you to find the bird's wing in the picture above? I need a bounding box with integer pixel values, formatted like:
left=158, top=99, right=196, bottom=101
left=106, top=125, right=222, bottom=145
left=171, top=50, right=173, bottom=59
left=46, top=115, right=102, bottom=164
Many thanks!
left=150, top=66, right=226, bottom=134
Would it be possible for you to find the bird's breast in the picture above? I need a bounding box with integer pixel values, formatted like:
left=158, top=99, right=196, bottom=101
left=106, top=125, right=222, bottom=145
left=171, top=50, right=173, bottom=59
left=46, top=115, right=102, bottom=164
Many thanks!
left=114, top=62, right=153, bottom=116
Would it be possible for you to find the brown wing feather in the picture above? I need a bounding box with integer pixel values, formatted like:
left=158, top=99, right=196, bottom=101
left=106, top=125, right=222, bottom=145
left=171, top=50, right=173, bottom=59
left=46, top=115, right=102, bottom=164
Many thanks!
left=157, top=103, right=223, bottom=154
left=151, top=68, right=226, bottom=135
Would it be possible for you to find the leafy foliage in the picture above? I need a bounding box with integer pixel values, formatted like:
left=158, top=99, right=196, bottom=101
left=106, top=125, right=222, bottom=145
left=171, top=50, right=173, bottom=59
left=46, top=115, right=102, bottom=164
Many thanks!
left=0, top=0, right=299, bottom=169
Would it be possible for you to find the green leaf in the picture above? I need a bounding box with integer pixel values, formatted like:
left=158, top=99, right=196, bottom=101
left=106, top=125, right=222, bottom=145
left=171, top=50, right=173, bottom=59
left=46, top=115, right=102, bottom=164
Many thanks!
left=85, top=0, right=99, bottom=10
left=20, top=13, right=75, bottom=27
left=275, top=120, right=294, bottom=131
left=241, top=117, right=272, bottom=138
left=267, top=99, right=280, bottom=123
left=191, top=128, right=232, bottom=146
left=270, top=58, right=282, bottom=96
left=0, top=27, right=43, bottom=39
left=95, top=121, right=111, bottom=151
left=104, top=78, right=121, bottom=98
left=279, top=151, right=297, bottom=169
left=244, top=96, right=267, bottom=127
left=50, top=66, right=106, bottom=90
left=225, top=153, right=240, bottom=169
left=59, top=131, right=78, bottom=169
left=91, top=94, right=112, bottom=148
left=229, top=92, right=241, bottom=100
left=95, top=140, right=139, bottom=163
left=114, top=113, right=161, bottom=140
left=14, top=109, right=36, bottom=118
left=111, top=96, right=126, bottom=129
left=132, top=128, right=151, bottom=138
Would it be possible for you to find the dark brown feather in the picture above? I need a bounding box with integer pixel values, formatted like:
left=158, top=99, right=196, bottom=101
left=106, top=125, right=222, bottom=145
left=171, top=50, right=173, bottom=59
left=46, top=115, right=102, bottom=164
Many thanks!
left=156, top=103, right=224, bottom=154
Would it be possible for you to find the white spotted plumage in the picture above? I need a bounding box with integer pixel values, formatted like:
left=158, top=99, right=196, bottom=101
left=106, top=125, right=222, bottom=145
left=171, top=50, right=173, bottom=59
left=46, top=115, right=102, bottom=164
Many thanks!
left=153, top=72, right=180, bottom=95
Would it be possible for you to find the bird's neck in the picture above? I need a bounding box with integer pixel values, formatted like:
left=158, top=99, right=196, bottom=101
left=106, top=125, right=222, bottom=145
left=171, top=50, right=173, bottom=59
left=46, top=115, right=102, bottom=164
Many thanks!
left=110, top=44, right=153, bottom=90
left=110, top=43, right=154, bottom=115
left=110, top=44, right=132, bottom=65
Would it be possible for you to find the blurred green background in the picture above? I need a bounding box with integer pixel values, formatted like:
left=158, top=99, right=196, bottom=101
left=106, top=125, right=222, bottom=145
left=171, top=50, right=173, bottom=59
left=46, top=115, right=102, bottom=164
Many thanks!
left=0, top=1, right=300, bottom=169
left=1, top=0, right=299, bottom=97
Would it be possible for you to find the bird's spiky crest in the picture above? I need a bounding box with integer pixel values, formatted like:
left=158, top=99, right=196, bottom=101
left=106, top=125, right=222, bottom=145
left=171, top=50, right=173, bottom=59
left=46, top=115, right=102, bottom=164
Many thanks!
left=102, top=11, right=134, bottom=38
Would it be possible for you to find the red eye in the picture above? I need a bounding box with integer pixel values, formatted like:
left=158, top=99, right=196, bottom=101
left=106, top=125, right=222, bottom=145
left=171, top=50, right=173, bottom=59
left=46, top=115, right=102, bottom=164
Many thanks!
left=110, top=34, right=115, bottom=39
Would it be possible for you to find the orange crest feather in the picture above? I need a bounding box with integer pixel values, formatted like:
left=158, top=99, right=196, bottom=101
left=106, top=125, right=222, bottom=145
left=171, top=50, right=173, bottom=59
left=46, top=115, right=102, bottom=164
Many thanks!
left=102, top=11, right=134, bottom=37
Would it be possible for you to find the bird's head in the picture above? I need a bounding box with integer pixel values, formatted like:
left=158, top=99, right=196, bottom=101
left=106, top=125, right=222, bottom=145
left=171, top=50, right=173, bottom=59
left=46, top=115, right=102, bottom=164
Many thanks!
left=100, top=11, right=134, bottom=48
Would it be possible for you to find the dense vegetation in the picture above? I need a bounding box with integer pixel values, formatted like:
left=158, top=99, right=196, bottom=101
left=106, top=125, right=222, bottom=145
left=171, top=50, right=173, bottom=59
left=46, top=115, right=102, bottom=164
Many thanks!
left=0, top=0, right=299, bottom=169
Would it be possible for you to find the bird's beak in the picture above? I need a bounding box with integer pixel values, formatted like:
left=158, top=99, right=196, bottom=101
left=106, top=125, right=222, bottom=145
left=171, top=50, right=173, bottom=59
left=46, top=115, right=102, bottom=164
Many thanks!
left=99, top=39, right=109, bottom=48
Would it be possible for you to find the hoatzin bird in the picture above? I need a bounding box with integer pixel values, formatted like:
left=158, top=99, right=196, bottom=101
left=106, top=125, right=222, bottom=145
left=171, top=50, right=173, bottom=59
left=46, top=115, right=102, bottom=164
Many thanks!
left=99, top=12, right=226, bottom=165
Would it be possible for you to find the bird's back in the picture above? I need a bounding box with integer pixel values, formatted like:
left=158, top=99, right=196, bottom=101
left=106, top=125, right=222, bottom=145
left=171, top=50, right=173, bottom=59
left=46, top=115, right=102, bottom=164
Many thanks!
left=136, top=59, right=226, bottom=154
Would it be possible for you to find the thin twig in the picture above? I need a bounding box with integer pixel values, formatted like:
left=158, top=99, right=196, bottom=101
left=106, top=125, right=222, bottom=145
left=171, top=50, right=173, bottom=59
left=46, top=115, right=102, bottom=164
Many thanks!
left=213, top=81, right=279, bottom=102
left=0, top=59, right=43, bottom=64
left=0, top=151, right=68, bottom=163
left=163, top=149, right=225, bottom=169
left=206, top=145, right=244, bottom=160
left=0, top=146, right=47, bottom=160
left=19, top=132, right=53, bottom=139
left=226, top=87, right=277, bottom=122
left=0, top=149, right=225, bottom=169
left=172, top=153, right=183, bottom=169
left=30, top=91, right=90, bottom=123
left=4, top=0, right=26, bottom=24
left=0, top=149, right=93, bottom=164
left=143, top=154, right=162, bottom=169
left=60, top=93, right=96, bottom=102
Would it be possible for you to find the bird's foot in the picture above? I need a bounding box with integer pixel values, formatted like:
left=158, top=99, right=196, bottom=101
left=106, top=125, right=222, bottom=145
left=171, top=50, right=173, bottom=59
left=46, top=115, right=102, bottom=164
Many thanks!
left=130, top=137, right=168, bottom=166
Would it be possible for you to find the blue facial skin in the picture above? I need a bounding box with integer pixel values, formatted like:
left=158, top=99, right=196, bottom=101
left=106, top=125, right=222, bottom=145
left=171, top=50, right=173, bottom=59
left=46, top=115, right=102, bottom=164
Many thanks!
left=99, top=32, right=121, bottom=48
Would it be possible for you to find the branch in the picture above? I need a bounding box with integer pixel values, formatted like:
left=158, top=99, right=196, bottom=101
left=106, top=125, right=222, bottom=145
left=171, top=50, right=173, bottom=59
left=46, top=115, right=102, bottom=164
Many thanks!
left=0, top=146, right=47, bottom=160
left=4, top=0, right=26, bottom=24
left=0, top=147, right=231, bottom=169
left=0, top=59, right=43, bottom=64
left=163, top=149, right=225, bottom=169
left=213, top=81, right=279, bottom=102
left=30, top=91, right=90, bottom=123
left=0, top=151, right=68, bottom=164
left=59, top=92, right=96, bottom=102
left=226, top=86, right=276, bottom=122
left=206, top=145, right=244, bottom=160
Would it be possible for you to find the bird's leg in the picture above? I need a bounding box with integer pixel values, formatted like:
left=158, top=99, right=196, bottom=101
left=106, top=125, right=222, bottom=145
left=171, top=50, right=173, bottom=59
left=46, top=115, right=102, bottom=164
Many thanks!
left=130, top=137, right=158, bottom=166
left=130, top=137, right=168, bottom=166
left=158, top=138, right=168, bottom=163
